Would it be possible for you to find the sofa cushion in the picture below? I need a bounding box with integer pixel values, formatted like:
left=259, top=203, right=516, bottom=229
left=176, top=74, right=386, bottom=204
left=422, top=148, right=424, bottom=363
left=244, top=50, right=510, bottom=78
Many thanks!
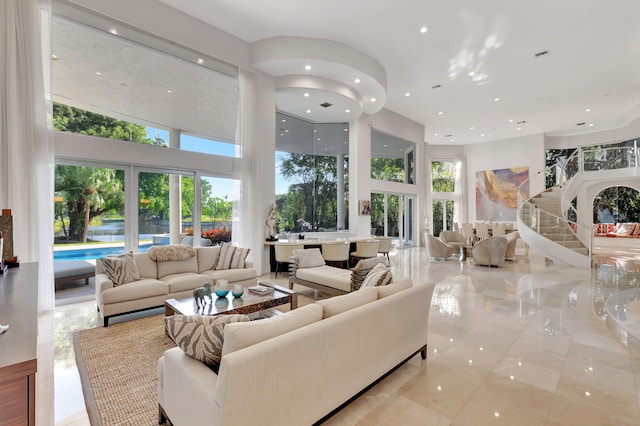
left=162, top=273, right=212, bottom=294
left=200, top=268, right=256, bottom=283
left=165, top=314, right=249, bottom=372
left=197, top=246, right=222, bottom=273
left=157, top=256, right=198, bottom=279
left=148, top=244, right=196, bottom=261
left=101, top=278, right=169, bottom=304
left=377, top=277, right=413, bottom=299
left=100, top=252, right=140, bottom=286
left=215, top=242, right=250, bottom=270
left=352, top=256, right=386, bottom=271
left=295, top=265, right=352, bottom=292
left=133, top=252, right=157, bottom=279
left=315, top=287, right=377, bottom=318
left=293, top=248, right=325, bottom=268
left=221, top=303, right=323, bottom=357
left=360, top=263, right=392, bottom=288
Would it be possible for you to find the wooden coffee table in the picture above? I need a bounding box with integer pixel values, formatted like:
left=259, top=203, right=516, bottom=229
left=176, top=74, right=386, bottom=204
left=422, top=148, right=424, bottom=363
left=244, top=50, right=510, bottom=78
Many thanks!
left=164, top=282, right=298, bottom=321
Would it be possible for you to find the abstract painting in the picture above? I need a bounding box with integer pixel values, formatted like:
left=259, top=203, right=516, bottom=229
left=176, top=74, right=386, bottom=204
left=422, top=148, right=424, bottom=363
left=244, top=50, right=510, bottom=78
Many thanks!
left=475, top=167, right=529, bottom=221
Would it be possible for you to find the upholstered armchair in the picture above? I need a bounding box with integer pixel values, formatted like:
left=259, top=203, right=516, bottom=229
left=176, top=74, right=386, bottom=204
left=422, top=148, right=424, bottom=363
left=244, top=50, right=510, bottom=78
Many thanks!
left=440, top=230, right=466, bottom=248
left=472, top=236, right=507, bottom=267
left=425, top=233, right=456, bottom=261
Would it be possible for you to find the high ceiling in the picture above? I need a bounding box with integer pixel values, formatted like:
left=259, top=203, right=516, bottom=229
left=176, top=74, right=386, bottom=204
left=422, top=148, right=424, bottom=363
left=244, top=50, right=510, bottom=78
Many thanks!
left=158, top=0, right=640, bottom=145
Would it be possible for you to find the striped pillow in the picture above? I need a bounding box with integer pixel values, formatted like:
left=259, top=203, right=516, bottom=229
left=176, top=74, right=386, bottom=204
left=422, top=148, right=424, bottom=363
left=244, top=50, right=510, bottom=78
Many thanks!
left=215, top=242, right=250, bottom=270
left=360, top=262, right=392, bottom=288
left=100, top=252, right=140, bottom=286
left=165, top=314, right=249, bottom=372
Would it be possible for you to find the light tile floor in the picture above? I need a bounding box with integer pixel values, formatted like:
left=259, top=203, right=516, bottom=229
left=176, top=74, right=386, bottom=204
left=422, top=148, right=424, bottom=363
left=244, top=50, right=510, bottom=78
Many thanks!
left=39, top=243, right=640, bottom=425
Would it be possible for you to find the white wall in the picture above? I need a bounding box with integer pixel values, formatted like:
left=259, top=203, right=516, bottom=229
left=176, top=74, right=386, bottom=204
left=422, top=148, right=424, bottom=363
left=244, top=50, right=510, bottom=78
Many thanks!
left=464, top=133, right=546, bottom=223
left=545, top=125, right=640, bottom=149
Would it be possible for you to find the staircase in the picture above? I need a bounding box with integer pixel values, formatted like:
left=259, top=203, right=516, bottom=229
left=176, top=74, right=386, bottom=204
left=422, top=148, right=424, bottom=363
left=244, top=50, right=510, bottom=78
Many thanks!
left=518, top=186, right=591, bottom=268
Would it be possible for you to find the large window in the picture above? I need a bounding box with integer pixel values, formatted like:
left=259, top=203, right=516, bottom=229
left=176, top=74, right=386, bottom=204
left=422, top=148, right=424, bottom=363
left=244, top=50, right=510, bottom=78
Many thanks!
left=371, top=129, right=415, bottom=184
left=594, top=186, right=640, bottom=223
left=275, top=113, right=349, bottom=233
left=430, top=160, right=459, bottom=237
left=52, top=16, right=238, bottom=155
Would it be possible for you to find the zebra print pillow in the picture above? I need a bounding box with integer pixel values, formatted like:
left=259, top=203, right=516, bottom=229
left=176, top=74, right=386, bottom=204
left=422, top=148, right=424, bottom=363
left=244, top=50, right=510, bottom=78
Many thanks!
left=214, top=242, right=250, bottom=270
left=165, top=314, right=250, bottom=372
left=101, top=252, right=140, bottom=286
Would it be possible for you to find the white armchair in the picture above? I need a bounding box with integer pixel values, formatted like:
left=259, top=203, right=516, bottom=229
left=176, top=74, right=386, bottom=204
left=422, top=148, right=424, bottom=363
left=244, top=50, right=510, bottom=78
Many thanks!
left=472, top=237, right=507, bottom=267
left=425, top=233, right=456, bottom=261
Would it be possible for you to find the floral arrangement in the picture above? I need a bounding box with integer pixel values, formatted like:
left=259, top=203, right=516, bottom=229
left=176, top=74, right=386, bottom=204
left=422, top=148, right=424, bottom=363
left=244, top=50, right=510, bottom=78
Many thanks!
left=184, top=227, right=232, bottom=244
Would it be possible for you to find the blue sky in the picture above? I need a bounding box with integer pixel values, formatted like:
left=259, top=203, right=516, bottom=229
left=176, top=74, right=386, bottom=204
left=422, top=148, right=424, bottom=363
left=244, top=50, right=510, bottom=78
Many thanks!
left=146, top=127, right=292, bottom=197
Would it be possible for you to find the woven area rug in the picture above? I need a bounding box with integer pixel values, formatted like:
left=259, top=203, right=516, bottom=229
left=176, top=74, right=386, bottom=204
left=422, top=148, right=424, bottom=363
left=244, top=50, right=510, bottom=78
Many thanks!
left=74, top=315, right=175, bottom=426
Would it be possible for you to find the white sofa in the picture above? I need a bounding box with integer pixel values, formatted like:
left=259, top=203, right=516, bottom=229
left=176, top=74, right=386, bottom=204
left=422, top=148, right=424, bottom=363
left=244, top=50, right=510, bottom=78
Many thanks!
left=157, top=278, right=435, bottom=425
left=96, top=246, right=257, bottom=326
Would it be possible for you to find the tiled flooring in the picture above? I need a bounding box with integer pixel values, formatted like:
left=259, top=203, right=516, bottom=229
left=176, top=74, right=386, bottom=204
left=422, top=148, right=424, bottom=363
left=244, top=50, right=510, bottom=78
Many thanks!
left=40, top=243, right=640, bottom=425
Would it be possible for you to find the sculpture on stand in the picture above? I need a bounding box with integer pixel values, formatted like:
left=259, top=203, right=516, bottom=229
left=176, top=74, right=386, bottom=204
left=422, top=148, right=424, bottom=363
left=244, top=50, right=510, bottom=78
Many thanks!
left=193, top=283, right=213, bottom=309
left=0, top=209, right=17, bottom=273
left=265, top=203, right=278, bottom=241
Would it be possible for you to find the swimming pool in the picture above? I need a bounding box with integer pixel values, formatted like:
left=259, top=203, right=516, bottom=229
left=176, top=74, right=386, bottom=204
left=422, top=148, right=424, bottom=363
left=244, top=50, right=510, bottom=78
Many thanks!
left=54, top=244, right=152, bottom=261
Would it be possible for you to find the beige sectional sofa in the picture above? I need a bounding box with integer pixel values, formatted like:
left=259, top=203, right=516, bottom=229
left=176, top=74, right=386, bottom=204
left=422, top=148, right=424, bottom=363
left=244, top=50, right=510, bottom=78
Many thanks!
left=158, top=278, right=435, bottom=425
left=96, top=246, right=256, bottom=326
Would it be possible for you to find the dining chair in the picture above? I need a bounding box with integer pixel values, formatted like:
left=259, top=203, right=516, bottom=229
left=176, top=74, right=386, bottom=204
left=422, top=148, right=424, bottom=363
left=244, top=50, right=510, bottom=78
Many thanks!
left=492, top=223, right=506, bottom=237
left=274, top=242, right=305, bottom=277
left=321, top=241, right=351, bottom=269
left=461, top=223, right=476, bottom=246
left=349, top=239, right=380, bottom=267
left=475, top=222, right=490, bottom=240
left=375, top=236, right=393, bottom=264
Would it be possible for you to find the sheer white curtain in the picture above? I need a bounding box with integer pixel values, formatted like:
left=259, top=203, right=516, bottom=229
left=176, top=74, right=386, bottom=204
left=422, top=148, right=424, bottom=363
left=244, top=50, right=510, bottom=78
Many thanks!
left=454, top=157, right=467, bottom=225
left=0, top=0, right=54, bottom=313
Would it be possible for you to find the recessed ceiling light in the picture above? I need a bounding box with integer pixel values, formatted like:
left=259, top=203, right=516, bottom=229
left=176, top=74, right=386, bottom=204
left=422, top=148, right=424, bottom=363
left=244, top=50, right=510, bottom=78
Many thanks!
left=480, top=133, right=485, bottom=137
left=344, top=141, right=348, bottom=144
left=284, top=129, right=289, bottom=133
left=345, top=109, right=350, bottom=113
left=109, top=28, right=118, bottom=35
left=588, top=123, right=594, bottom=127
left=383, top=144, right=388, bottom=148
left=197, top=58, right=204, bottom=65
left=438, top=111, right=443, bottom=115
left=508, top=119, right=514, bottom=122
left=305, top=65, right=311, bottom=71
left=306, top=109, right=311, bottom=114
left=469, top=126, right=475, bottom=130
left=517, top=127, right=521, bottom=131
left=468, top=71, right=475, bottom=76
left=400, top=148, right=404, bottom=151
left=354, top=78, right=361, bottom=84
left=167, top=90, right=172, bottom=93
left=450, top=138, right=455, bottom=142
left=317, top=138, right=321, bottom=141
left=281, top=119, right=286, bottom=122
left=324, top=148, right=328, bottom=151
left=420, top=26, right=428, bottom=33
left=280, top=133, right=284, bottom=137
left=586, top=108, right=591, bottom=112
left=405, top=92, right=411, bottom=97
left=434, top=133, right=439, bottom=136
left=371, top=97, right=376, bottom=102
left=494, top=97, right=501, bottom=102
left=51, top=54, right=59, bottom=60
left=303, top=92, right=310, bottom=98
left=95, top=71, right=102, bottom=76
left=343, top=128, right=348, bottom=131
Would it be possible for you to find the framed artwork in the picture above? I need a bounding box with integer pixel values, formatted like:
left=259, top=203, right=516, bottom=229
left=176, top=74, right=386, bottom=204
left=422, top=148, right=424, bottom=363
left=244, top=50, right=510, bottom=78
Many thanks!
left=475, top=167, right=529, bottom=221
left=359, top=200, right=372, bottom=216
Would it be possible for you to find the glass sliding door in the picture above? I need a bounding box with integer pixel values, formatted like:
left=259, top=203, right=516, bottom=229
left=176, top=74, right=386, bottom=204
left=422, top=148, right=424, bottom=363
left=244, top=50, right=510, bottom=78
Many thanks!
left=138, top=170, right=194, bottom=248
left=371, top=192, right=415, bottom=246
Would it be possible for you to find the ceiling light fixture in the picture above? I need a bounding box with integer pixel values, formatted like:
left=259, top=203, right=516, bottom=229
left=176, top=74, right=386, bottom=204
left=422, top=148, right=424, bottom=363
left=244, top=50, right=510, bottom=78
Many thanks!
left=343, top=128, right=348, bottom=131
left=304, top=92, right=310, bottom=97
left=494, top=97, right=501, bottom=102
left=434, top=133, right=439, bottom=136
left=167, top=90, right=172, bottom=93
left=109, top=28, right=118, bottom=35
left=469, top=126, right=475, bottom=130
left=383, top=144, right=387, bottom=148
left=197, top=58, right=204, bottom=65
left=51, top=54, right=59, bottom=60
left=304, top=65, right=311, bottom=71
left=306, top=109, right=311, bottom=114
left=516, top=127, right=521, bottom=130
left=586, top=108, right=591, bottom=112
left=588, top=123, right=594, bottom=127
left=438, top=111, right=443, bottom=115
left=508, top=119, right=514, bottom=122
left=480, top=133, right=485, bottom=137
left=281, top=119, right=286, bottom=123
left=468, top=71, right=475, bottom=77
left=405, top=92, right=411, bottom=97
left=420, top=26, right=428, bottom=33
left=354, top=78, right=361, bottom=84
left=345, top=109, right=350, bottom=113
left=95, top=71, right=102, bottom=76
left=450, top=138, right=455, bottom=142
left=371, top=97, right=376, bottom=102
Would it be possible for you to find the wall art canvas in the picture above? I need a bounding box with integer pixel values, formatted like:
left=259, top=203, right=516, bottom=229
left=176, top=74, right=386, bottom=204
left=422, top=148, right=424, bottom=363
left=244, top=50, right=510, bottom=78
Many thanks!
left=475, top=167, right=529, bottom=221
left=359, top=200, right=371, bottom=216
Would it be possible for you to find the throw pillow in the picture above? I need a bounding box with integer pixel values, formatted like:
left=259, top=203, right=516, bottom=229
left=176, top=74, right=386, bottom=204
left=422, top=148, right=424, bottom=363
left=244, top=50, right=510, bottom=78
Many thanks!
left=100, top=252, right=140, bottom=286
left=215, top=242, right=250, bottom=270
left=164, top=314, right=249, bottom=372
left=360, top=262, right=392, bottom=288
left=292, top=248, right=325, bottom=268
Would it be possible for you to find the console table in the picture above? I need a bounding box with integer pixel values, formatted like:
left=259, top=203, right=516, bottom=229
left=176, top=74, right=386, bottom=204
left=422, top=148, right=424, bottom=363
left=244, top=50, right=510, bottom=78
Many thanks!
left=0, top=262, right=38, bottom=426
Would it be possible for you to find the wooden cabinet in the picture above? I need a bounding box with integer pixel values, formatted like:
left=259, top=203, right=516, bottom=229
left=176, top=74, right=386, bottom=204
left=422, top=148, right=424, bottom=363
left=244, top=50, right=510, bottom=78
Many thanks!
left=0, top=263, right=38, bottom=426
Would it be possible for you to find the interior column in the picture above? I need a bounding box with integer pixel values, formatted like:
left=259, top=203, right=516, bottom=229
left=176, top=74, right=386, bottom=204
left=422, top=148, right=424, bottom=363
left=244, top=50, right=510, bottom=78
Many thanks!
left=169, top=129, right=182, bottom=244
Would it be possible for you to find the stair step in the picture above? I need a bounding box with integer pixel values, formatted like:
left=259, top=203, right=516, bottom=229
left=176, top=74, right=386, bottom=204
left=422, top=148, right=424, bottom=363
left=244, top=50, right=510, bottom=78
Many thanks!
left=572, top=248, right=589, bottom=255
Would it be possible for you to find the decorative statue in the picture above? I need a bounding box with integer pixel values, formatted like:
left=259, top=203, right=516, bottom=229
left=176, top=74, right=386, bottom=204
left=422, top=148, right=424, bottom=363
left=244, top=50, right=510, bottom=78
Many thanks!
left=193, top=283, right=213, bottom=309
left=265, top=203, right=277, bottom=240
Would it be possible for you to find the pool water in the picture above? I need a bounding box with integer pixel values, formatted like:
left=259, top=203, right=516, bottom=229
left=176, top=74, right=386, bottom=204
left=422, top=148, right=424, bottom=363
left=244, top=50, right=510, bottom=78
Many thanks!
left=54, top=244, right=152, bottom=261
